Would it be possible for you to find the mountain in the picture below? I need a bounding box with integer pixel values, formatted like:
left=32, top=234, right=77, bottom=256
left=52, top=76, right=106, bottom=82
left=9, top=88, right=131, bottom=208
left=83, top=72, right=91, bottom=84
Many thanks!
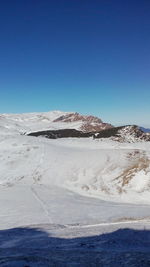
left=53, top=112, right=112, bottom=132
left=2, top=110, right=150, bottom=143
left=27, top=122, right=150, bottom=143
left=27, top=125, right=150, bottom=143
left=0, top=110, right=113, bottom=134
left=94, top=125, right=150, bottom=142
left=140, top=127, right=150, bottom=133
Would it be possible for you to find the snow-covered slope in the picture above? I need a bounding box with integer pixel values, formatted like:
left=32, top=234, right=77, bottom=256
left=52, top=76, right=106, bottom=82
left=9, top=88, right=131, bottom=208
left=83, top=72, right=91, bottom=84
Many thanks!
left=0, top=111, right=150, bottom=265
left=0, top=132, right=150, bottom=204
left=0, top=111, right=69, bottom=134
left=0, top=131, right=150, bottom=231
left=0, top=111, right=150, bottom=205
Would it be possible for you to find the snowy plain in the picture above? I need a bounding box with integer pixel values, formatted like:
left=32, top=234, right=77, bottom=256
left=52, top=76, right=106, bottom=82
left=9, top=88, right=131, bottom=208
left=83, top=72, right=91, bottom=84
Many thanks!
left=0, top=111, right=150, bottom=266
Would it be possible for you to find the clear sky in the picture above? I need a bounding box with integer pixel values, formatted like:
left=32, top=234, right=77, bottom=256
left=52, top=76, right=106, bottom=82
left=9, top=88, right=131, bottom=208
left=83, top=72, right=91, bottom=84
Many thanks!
left=0, top=0, right=150, bottom=127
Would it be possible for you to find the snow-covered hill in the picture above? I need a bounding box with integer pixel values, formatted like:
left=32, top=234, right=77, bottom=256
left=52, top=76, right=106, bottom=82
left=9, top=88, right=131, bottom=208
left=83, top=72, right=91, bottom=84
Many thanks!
left=0, top=111, right=150, bottom=266
left=0, top=110, right=150, bottom=205
left=0, top=133, right=150, bottom=205
left=0, top=110, right=112, bottom=134
left=94, top=125, right=150, bottom=143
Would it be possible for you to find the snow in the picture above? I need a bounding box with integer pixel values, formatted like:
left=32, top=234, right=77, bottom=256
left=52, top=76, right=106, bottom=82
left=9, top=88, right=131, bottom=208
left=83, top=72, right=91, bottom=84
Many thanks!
left=0, top=110, right=87, bottom=134
left=0, top=111, right=150, bottom=265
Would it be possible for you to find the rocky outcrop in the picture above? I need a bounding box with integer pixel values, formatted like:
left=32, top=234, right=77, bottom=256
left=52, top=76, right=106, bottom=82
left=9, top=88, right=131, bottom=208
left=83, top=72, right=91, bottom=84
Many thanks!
left=94, top=125, right=150, bottom=143
left=80, top=122, right=112, bottom=132
left=53, top=112, right=113, bottom=132
left=28, top=125, right=150, bottom=143
left=53, top=112, right=103, bottom=123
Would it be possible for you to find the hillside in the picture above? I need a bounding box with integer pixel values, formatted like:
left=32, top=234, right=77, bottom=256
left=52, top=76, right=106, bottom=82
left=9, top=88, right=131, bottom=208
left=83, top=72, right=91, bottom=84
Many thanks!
left=0, top=110, right=112, bottom=134
left=0, top=112, right=150, bottom=204
left=27, top=124, right=150, bottom=143
left=0, top=111, right=150, bottom=266
left=94, top=125, right=150, bottom=142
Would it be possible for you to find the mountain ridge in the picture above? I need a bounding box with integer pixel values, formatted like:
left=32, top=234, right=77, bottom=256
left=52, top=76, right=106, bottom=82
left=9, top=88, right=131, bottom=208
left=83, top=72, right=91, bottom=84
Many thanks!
left=0, top=110, right=113, bottom=134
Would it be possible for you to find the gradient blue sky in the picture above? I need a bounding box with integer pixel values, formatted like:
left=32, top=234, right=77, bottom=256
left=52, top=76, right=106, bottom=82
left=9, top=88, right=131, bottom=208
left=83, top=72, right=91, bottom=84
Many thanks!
left=0, top=0, right=150, bottom=127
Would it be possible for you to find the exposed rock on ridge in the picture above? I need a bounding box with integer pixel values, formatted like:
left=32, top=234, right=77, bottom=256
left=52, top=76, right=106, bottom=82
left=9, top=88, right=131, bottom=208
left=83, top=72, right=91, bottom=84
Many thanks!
left=94, top=125, right=150, bottom=143
left=53, top=112, right=112, bottom=132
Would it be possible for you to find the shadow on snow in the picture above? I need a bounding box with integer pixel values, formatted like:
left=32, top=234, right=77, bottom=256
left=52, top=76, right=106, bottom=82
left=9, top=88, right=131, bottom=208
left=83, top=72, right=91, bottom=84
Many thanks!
left=0, top=226, right=150, bottom=266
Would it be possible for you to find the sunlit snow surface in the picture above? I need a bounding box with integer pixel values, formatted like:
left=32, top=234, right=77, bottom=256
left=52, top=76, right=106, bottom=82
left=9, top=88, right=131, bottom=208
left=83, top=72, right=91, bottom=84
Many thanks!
left=0, top=111, right=150, bottom=266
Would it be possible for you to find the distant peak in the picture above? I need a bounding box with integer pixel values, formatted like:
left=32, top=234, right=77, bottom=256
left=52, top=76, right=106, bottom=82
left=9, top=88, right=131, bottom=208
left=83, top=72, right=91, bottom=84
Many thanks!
left=53, top=111, right=112, bottom=132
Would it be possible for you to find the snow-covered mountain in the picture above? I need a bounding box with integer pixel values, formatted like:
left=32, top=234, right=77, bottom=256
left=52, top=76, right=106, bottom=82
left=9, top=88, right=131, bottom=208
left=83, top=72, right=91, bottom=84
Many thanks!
left=0, top=110, right=112, bottom=134
left=53, top=112, right=112, bottom=132
left=1, top=110, right=150, bottom=143
left=2, top=110, right=150, bottom=144
left=0, top=110, right=150, bottom=204
left=27, top=124, right=150, bottom=143
left=0, top=110, right=150, bottom=265
left=94, top=125, right=150, bottom=143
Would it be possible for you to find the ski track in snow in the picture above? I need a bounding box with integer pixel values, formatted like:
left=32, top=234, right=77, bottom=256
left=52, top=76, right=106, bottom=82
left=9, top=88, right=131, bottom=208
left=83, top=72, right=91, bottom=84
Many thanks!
left=30, top=186, right=53, bottom=224
left=66, top=219, right=150, bottom=229
left=30, top=142, right=53, bottom=224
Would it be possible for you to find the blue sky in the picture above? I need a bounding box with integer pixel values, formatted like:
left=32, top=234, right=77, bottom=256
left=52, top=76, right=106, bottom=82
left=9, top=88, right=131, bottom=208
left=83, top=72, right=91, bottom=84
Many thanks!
left=0, top=0, right=150, bottom=127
